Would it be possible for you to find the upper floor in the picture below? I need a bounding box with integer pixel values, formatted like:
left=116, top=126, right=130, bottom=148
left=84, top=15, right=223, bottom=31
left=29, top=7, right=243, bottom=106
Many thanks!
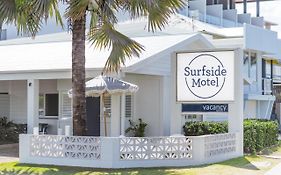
left=0, top=0, right=278, bottom=40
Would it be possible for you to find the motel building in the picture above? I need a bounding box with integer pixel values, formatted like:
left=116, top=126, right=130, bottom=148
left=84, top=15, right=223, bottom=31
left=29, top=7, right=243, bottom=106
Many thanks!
left=0, top=0, right=280, bottom=168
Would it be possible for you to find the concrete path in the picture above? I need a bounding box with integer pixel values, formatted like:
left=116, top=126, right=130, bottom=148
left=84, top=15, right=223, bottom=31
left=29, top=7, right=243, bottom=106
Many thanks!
left=0, top=144, right=19, bottom=163
left=264, top=162, right=281, bottom=175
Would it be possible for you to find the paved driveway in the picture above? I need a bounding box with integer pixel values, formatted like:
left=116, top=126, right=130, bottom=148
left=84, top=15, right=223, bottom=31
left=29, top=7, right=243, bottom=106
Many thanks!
left=0, top=144, right=19, bottom=163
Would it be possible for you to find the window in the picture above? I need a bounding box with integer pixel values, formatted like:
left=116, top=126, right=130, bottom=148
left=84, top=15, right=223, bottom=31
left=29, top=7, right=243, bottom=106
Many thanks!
left=39, top=94, right=59, bottom=117
left=265, top=61, right=272, bottom=79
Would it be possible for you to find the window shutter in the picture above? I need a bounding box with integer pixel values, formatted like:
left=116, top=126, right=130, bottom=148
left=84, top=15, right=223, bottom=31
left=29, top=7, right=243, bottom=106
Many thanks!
left=103, top=96, right=111, bottom=117
left=61, top=93, right=72, bottom=118
left=125, top=95, right=133, bottom=118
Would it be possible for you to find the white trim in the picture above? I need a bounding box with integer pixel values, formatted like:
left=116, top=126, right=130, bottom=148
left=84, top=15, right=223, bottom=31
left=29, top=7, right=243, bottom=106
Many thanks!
left=0, top=70, right=102, bottom=81
left=245, top=94, right=276, bottom=101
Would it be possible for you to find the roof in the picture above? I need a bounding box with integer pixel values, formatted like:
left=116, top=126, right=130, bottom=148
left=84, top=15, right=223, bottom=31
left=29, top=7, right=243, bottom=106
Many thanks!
left=0, top=33, right=211, bottom=74
left=0, top=14, right=196, bottom=46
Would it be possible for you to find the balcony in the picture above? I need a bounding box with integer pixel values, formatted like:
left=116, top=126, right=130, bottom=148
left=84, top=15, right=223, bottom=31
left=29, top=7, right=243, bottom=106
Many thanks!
left=262, top=78, right=272, bottom=95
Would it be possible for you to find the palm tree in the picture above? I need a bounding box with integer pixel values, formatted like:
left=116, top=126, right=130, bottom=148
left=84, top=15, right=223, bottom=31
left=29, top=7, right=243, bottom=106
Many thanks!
left=0, top=0, right=185, bottom=136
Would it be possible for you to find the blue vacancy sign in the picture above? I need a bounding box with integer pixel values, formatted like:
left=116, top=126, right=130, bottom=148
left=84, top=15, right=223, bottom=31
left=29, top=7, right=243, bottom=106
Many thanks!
left=182, top=104, right=228, bottom=113
left=177, top=51, right=235, bottom=102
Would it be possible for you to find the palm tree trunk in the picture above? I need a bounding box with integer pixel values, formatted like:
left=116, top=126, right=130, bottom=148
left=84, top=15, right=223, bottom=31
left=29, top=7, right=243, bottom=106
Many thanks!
left=72, top=13, right=87, bottom=136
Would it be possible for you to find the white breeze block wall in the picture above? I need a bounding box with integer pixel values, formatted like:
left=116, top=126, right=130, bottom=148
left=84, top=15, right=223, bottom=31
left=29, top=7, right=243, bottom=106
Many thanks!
left=20, top=133, right=240, bottom=168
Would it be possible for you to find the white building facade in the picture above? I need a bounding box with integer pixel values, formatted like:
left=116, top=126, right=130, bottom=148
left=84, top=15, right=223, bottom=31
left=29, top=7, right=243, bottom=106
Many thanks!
left=0, top=0, right=280, bottom=168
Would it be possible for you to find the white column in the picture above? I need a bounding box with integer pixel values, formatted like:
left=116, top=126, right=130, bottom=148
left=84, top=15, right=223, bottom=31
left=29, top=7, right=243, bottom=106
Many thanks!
left=256, top=51, right=262, bottom=94
left=120, top=94, right=126, bottom=136
left=170, top=53, right=182, bottom=135
left=161, top=76, right=171, bottom=136
left=27, top=79, right=39, bottom=134
left=110, top=94, right=121, bottom=137
left=228, top=49, right=244, bottom=156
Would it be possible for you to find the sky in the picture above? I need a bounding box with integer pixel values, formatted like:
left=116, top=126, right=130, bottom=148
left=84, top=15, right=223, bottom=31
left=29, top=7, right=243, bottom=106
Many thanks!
left=236, top=1, right=281, bottom=37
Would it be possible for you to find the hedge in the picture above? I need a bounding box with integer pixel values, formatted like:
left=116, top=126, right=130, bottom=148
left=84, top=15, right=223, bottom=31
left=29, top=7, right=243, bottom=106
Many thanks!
left=183, top=121, right=228, bottom=136
left=244, top=119, right=279, bottom=154
left=183, top=119, right=279, bottom=154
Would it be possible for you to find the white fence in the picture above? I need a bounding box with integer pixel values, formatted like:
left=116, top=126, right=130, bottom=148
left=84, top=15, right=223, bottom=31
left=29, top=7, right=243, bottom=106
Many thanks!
left=20, top=133, right=240, bottom=168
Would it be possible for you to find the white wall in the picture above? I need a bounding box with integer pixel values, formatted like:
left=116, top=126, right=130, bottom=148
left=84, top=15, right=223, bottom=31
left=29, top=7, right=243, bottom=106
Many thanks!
left=244, top=24, right=280, bottom=55
left=40, top=80, right=58, bottom=93
left=244, top=100, right=256, bottom=118
left=9, top=80, right=27, bottom=123
left=125, top=74, right=162, bottom=136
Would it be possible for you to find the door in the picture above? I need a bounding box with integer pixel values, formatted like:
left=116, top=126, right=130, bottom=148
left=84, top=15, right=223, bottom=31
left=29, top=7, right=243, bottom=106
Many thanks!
left=86, top=97, right=100, bottom=136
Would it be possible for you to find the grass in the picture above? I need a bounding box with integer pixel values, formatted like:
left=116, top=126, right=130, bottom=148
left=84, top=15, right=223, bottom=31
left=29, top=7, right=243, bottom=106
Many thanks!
left=1, top=143, right=281, bottom=175
left=0, top=155, right=278, bottom=175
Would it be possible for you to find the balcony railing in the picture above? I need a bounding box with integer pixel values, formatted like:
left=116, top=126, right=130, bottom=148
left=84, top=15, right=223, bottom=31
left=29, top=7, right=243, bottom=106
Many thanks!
left=262, top=78, right=272, bottom=95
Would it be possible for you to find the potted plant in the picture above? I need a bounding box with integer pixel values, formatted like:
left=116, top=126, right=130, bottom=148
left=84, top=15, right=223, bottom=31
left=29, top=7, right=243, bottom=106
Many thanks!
left=125, top=118, right=147, bottom=137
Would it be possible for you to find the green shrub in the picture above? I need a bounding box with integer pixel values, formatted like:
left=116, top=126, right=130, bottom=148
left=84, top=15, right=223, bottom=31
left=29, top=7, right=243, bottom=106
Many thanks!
left=0, top=117, right=24, bottom=144
left=243, top=119, right=278, bottom=154
left=183, top=121, right=228, bottom=136
left=183, top=119, right=279, bottom=154
left=125, top=118, right=147, bottom=137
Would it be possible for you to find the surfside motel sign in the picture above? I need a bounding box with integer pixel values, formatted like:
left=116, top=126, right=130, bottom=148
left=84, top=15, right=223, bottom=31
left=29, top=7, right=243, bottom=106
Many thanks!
left=176, top=50, right=235, bottom=112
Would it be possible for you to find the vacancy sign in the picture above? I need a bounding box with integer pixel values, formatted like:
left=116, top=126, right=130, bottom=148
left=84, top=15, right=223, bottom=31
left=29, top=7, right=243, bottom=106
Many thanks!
left=177, top=50, right=235, bottom=102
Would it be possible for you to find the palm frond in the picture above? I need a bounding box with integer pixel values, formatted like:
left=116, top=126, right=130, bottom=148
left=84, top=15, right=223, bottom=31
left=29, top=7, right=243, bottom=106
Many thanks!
left=0, top=0, right=62, bottom=37
left=0, top=0, right=17, bottom=23
left=11, top=1, right=42, bottom=37
left=31, top=0, right=64, bottom=28
left=97, top=0, right=118, bottom=24
left=88, top=22, right=144, bottom=73
left=89, top=10, right=98, bottom=34
left=65, top=0, right=88, bottom=21
left=119, top=0, right=186, bottom=32
left=16, top=10, right=42, bottom=37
